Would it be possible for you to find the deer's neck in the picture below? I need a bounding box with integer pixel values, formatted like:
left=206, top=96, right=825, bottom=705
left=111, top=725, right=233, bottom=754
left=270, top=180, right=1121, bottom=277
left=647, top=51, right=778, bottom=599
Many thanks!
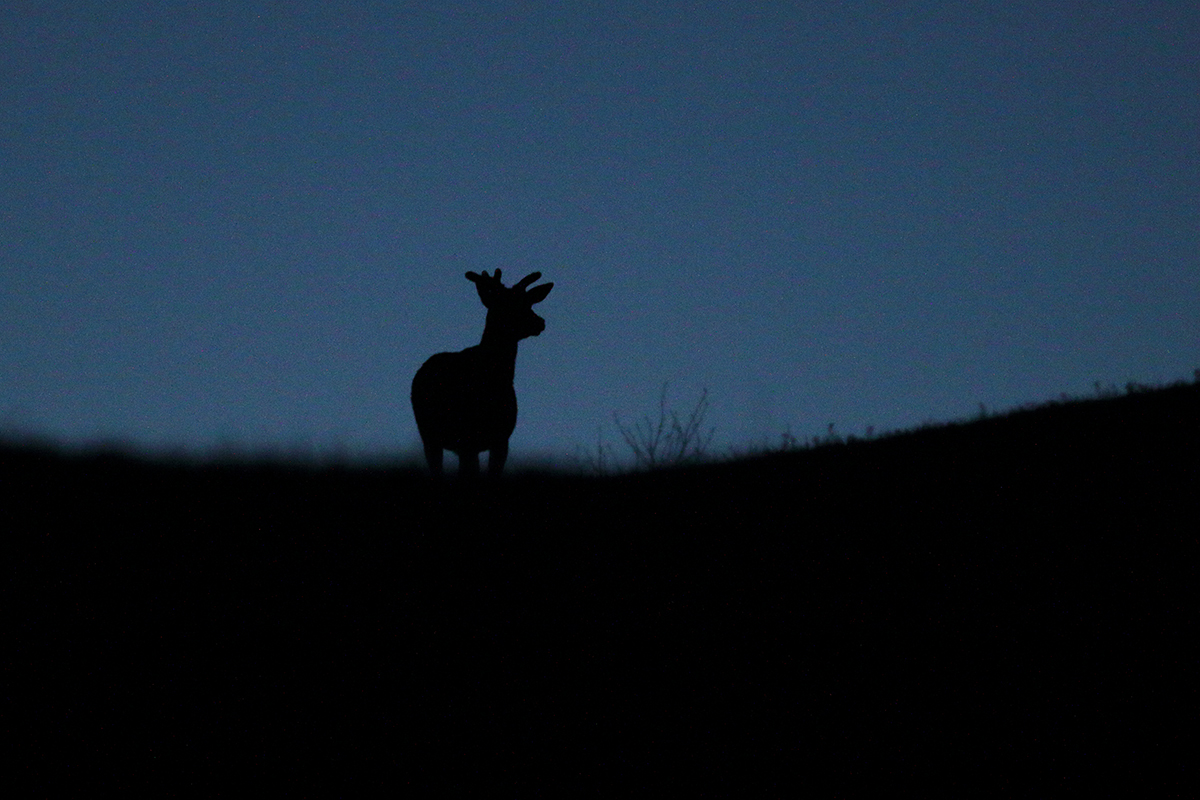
left=477, top=328, right=520, bottom=384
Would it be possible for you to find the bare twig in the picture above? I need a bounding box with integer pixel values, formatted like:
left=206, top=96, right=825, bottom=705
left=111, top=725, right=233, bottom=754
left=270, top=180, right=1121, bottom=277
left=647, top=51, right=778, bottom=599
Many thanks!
left=575, top=426, right=615, bottom=476
left=613, top=383, right=714, bottom=470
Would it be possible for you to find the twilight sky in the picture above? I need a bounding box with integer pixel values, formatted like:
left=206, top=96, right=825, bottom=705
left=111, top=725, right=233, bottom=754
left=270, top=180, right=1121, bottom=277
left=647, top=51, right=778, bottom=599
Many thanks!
left=2, top=2, right=1197, bottom=465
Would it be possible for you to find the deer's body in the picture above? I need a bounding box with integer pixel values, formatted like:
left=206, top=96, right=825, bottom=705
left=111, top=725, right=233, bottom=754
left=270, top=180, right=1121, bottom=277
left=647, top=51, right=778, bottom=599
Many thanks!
left=411, top=270, right=553, bottom=477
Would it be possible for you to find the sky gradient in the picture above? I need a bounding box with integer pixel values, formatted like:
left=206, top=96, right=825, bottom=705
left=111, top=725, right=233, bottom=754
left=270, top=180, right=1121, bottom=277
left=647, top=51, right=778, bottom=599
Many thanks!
left=2, top=2, right=1197, bottom=465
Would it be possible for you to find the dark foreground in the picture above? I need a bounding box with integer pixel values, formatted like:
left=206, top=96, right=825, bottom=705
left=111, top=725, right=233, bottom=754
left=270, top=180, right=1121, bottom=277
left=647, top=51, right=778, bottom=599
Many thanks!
left=4, top=383, right=1197, bottom=791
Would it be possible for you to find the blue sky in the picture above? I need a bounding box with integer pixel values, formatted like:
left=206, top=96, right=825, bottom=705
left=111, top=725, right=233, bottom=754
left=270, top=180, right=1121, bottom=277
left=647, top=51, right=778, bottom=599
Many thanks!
left=2, top=2, right=1197, bottom=464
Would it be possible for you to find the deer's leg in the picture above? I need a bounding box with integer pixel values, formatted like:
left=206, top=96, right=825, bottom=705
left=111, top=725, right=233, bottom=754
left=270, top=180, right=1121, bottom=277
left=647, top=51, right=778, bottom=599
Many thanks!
left=458, top=451, right=480, bottom=478
left=423, top=441, right=444, bottom=477
left=488, top=441, right=508, bottom=477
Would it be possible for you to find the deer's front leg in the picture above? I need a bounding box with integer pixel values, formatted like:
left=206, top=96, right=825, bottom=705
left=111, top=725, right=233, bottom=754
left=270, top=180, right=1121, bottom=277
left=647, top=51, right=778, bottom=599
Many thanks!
left=488, top=441, right=508, bottom=476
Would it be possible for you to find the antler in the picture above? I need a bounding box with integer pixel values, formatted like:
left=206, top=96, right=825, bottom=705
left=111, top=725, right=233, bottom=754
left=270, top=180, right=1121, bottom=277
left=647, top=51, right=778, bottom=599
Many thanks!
left=466, top=270, right=552, bottom=306
left=465, top=270, right=504, bottom=307
left=465, top=269, right=503, bottom=286
left=514, top=272, right=542, bottom=292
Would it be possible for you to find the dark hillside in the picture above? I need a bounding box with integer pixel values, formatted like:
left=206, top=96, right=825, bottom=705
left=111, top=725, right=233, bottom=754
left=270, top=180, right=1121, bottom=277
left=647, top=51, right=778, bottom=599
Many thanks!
left=4, top=381, right=1197, bottom=791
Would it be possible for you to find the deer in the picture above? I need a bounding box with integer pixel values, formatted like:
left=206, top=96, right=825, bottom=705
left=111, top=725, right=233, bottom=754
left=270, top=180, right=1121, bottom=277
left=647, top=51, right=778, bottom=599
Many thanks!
left=411, top=270, right=554, bottom=477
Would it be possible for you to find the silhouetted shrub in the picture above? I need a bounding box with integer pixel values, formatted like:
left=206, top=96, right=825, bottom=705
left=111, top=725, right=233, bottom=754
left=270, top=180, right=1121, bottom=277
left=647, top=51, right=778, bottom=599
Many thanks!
left=613, top=383, right=714, bottom=470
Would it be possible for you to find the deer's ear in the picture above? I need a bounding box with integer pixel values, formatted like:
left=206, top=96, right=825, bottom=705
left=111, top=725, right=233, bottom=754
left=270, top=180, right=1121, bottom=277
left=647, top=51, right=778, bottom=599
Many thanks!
left=527, top=282, right=553, bottom=304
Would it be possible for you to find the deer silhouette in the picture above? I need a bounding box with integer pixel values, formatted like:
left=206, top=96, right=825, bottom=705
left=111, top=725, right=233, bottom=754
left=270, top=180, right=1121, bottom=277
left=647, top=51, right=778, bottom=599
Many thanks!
left=411, top=270, right=554, bottom=477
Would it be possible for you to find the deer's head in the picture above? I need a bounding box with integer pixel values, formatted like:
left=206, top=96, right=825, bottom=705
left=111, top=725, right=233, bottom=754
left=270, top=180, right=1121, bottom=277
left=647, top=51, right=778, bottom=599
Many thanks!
left=466, top=269, right=554, bottom=342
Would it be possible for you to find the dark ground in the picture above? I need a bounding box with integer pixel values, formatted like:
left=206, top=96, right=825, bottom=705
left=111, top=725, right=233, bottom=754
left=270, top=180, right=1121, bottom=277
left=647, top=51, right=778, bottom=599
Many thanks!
left=4, top=382, right=1196, bottom=792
